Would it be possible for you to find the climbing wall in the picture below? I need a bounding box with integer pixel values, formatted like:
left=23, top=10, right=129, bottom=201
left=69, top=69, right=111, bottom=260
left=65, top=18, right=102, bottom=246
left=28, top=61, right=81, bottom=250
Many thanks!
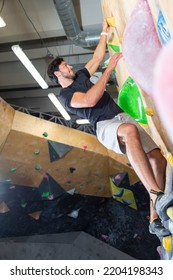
left=101, top=0, right=173, bottom=259
left=0, top=98, right=138, bottom=199
left=101, top=0, right=173, bottom=177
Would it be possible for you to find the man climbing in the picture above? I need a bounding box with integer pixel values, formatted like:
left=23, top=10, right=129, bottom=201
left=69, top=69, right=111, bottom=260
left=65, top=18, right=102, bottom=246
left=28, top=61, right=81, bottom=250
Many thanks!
left=47, top=19, right=173, bottom=241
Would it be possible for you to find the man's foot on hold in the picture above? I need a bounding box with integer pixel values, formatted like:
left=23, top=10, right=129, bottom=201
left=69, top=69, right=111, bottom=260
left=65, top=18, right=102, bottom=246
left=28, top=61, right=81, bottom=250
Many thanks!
left=152, top=191, right=173, bottom=221
left=149, top=218, right=171, bottom=238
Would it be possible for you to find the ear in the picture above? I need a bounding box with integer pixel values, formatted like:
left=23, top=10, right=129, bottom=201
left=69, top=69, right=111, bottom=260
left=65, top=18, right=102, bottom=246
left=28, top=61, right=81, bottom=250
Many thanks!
left=54, top=70, right=61, bottom=79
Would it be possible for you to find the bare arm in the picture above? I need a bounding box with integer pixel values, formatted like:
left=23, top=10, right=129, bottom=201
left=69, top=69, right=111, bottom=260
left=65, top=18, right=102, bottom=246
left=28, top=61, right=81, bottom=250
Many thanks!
left=71, top=53, right=123, bottom=108
left=85, top=19, right=109, bottom=76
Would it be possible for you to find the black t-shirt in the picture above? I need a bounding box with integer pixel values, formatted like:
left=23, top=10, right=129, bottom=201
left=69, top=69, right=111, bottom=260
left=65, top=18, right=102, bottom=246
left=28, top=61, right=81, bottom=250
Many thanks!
left=58, top=68, right=124, bottom=131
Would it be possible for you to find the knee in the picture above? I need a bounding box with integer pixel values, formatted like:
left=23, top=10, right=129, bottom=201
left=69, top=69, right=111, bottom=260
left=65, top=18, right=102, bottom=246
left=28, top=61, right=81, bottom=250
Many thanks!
left=119, top=123, right=140, bottom=142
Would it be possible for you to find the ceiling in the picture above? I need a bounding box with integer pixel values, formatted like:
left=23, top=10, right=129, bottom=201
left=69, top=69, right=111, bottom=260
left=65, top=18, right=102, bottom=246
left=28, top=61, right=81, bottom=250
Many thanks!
left=0, top=0, right=109, bottom=113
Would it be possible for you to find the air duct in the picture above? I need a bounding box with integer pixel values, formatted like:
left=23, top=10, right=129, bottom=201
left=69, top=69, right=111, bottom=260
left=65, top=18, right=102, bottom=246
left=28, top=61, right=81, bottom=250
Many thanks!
left=53, top=0, right=100, bottom=47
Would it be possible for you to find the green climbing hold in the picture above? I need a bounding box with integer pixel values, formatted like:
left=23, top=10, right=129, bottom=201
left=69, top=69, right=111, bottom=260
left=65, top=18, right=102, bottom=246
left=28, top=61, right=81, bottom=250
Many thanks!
left=35, top=165, right=41, bottom=171
left=118, top=76, right=148, bottom=125
left=10, top=168, right=17, bottom=172
left=4, top=179, right=12, bottom=183
left=104, top=58, right=116, bottom=74
left=42, top=192, right=51, bottom=198
left=43, top=132, right=48, bottom=137
left=108, top=43, right=121, bottom=53
left=34, top=149, right=40, bottom=155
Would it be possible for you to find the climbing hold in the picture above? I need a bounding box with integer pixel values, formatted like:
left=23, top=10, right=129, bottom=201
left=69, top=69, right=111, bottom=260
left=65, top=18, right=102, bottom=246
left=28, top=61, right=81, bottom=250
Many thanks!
left=119, top=37, right=123, bottom=44
left=166, top=152, right=173, bottom=166
left=83, top=145, right=88, bottom=150
left=162, top=235, right=172, bottom=253
left=34, top=149, right=40, bottom=155
left=43, top=132, right=48, bottom=137
left=0, top=202, right=10, bottom=213
left=10, top=168, right=17, bottom=172
left=21, top=202, right=27, bottom=208
left=108, top=43, right=121, bottom=53
left=48, top=194, right=54, bottom=200
left=42, top=192, right=51, bottom=198
left=122, top=0, right=162, bottom=96
left=153, top=40, right=173, bottom=139
left=66, top=188, right=76, bottom=195
left=145, top=107, right=154, bottom=116
left=29, top=210, right=42, bottom=220
left=106, top=16, right=116, bottom=27
left=113, top=188, right=124, bottom=197
left=118, top=76, right=148, bottom=124
left=103, top=58, right=116, bottom=73
left=4, top=179, right=12, bottom=183
left=35, top=165, right=41, bottom=171
left=69, top=167, right=76, bottom=173
left=101, top=234, right=109, bottom=241
left=157, top=10, right=171, bottom=45
left=68, top=209, right=80, bottom=219
left=9, top=185, right=16, bottom=190
left=166, top=206, right=173, bottom=220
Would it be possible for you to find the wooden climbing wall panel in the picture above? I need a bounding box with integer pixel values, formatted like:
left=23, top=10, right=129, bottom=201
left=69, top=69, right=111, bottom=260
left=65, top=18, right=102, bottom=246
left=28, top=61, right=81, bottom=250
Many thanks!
left=0, top=98, right=139, bottom=197
left=101, top=0, right=173, bottom=169
left=0, top=98, right=15, bottom=149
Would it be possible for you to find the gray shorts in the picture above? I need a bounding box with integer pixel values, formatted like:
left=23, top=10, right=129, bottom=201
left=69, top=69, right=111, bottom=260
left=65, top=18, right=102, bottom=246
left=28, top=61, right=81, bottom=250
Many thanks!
left=96, top=113, right=157, bottom=155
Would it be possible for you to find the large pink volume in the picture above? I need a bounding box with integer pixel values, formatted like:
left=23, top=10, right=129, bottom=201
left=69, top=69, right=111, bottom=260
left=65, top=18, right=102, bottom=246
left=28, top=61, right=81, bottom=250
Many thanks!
left=153, top=40, right=173, bottom=139
left=122, top=0, right=162, bottom=96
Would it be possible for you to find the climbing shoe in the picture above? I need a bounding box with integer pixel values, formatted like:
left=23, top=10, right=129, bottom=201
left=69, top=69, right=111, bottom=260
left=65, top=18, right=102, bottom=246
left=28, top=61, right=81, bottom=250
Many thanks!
left=149, top=218, right=171, bottom=238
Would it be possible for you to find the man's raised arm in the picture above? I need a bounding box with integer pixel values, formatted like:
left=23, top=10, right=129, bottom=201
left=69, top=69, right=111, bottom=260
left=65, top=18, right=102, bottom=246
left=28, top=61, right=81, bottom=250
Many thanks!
left=85, top=19, right=109, bottom=76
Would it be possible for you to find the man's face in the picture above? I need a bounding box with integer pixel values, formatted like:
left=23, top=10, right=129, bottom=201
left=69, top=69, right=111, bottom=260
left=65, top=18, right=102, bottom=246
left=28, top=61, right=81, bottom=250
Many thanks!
left=58, top=61, right=76, bottom=80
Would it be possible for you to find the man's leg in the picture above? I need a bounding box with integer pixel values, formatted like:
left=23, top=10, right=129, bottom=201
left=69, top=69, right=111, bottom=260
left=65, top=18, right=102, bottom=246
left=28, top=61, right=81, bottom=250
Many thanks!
left=117, top=123, right=172, bottom=237
left=117, top=123, right=164, bottom=204
left=146, top=149, right=166, bottom=221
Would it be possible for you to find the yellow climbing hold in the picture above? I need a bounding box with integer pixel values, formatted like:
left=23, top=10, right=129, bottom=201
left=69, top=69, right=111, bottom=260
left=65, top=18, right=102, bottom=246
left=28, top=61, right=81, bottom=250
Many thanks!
left=139, top=123, right=148, bottom=129
left=166, top=206, right=173, bottom=220
left=162, top=235, right=172, bottom=253
left=145, top=107, right=154, bottom=116
left=166, top=152, right=173, bottom=166
left=119, top=37, right=123, bottom=44
left=106, top=17, right=116, bottom=27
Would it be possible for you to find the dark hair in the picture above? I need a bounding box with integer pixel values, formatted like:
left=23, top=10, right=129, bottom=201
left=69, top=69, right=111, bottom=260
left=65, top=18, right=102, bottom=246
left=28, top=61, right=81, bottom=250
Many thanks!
left=47, top=57, right=64, bottom=83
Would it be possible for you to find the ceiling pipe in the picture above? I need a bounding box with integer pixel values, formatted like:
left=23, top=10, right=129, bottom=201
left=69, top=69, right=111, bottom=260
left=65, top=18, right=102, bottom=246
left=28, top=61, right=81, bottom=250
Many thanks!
left=53, top=0, right=100, bottom=47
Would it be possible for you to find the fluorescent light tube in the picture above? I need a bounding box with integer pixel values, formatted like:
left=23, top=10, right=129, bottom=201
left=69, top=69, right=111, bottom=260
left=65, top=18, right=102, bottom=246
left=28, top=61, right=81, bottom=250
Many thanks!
left=11, top=44, right=48, bottom=89
left=76, top=119, right=90, bottom=124
left=48, top=93, right=71, bottom=120
left=0, top=16, right=6, bottom=27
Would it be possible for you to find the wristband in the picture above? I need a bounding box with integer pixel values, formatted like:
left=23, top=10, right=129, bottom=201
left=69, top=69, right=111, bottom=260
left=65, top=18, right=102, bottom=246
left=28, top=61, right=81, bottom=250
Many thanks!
left=100, top=32, right=108, bottom=36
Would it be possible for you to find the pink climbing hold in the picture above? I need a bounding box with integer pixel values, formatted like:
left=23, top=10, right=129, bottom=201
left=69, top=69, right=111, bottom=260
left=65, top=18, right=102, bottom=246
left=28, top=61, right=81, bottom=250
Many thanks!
left=153, top=40, right=173, bottom=139
left=122, top=0, right=162, bottom=96
left=83, top=145, right=88, bottom=150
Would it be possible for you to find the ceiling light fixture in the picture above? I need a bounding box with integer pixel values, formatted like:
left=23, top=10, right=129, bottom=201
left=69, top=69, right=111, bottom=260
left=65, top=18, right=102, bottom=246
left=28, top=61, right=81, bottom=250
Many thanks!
left=76, top=119, right=90, bottom=124
left=48, top=93, right=71, bottom=121
left=11, top=44, right=48, bottom=89
left=0, top=16, right=6, bottom=27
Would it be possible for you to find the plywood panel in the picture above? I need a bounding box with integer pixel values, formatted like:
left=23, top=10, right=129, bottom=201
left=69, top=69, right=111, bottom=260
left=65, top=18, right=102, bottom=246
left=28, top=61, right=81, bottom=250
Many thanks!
left=12, top=111, right=107, bottom=155
left=0, top=98, right=15, bottom=149
left=12, top=110, right=136, bottom=170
